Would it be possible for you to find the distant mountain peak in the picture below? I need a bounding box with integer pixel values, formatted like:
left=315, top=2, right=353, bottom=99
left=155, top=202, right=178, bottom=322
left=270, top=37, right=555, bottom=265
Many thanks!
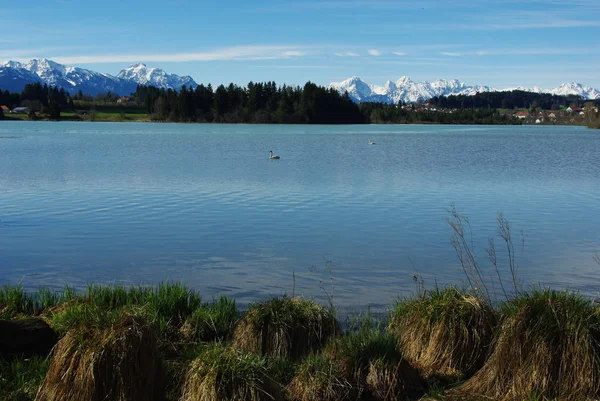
left=116, top=63, right=197, bottom=90
left=0, top=58, right=198, bottom=96
left=0, top=60, right=23, bottom=68
left=329, top=76, right=600, bottom=104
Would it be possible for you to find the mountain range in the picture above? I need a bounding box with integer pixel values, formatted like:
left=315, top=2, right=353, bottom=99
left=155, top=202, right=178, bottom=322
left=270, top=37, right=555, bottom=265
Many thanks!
left=329, top=76, right=600, bottom=104
left=1, top=58, right=598, bottom=103
left=0, top=59, right=198, bottom=96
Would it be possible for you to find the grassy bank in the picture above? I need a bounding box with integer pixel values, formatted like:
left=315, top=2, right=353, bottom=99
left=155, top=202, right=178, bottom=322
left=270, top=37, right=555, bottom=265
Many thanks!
left=2, top=283, right=600, bottom=401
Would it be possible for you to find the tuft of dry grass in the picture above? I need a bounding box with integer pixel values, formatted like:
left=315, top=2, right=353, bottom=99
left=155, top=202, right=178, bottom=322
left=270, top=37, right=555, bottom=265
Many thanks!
left=287, top=328, right=423, bottom=401
left=35, top=314, right=165, bottom=401
left=181, top=344, right=282, bottom=401
left=286, top=353, right=354, bottom=401
left=388, top=287, right=497, bottom=381
left=233, top=297, right=339, bottom=360
left=365, top=358, right=420, bottom=401
left=456, top=288, right=600, bottom=401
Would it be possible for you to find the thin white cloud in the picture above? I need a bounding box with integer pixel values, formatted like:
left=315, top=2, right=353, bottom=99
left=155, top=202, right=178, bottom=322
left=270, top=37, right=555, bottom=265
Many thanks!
left=393, top=51, right=407, bottom=56
left=441, top=52, right=462, bottom=57
left=9, top=45, right=309, bottom=65
left=443, top=9, right=600, bottom=30
left=468, top=48, right=593, bottom=56
left=368, top=49, right=382, bottom=56
left=467, top=19, right=600, bottom=30
left=0, top=46, right=90, bottom=60
left=282, top=51, right=306, bottom=57
left=334, top=52, right=360, bottom=57
left=250, top=64, right=338, bottom=69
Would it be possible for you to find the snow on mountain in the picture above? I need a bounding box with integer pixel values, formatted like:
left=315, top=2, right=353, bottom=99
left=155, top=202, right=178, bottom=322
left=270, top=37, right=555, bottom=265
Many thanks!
left=0, top=61, right=40, bottom=93
left=0, top=59, right=198, bottom=96
left=116, top=63, right=197, bottom=90
left=329, top=76, right=599, bottom=103
left=549, top=82, right=600, bottom=100
left=329, top=76, right=376, bottom=102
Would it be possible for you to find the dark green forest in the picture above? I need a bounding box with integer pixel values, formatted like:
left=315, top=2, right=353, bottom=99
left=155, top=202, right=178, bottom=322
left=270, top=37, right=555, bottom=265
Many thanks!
left=429, top=90, right=593, bottom=110
left=134, top=82, right=365, bottom=123
left=359, top=102, right=518, bottom=125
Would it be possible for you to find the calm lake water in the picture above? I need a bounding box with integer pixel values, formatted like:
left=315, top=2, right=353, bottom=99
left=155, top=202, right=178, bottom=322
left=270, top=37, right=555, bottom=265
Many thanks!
left=1, top=121, right=599, bottom=311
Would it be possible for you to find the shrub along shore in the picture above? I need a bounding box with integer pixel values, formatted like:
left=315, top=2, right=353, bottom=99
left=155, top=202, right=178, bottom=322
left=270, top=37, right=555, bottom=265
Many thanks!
left=1, top=283, right=599, bottom=401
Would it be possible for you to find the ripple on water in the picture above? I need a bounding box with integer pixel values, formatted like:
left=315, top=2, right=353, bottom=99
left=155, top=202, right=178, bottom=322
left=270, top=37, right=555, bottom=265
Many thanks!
left=0, top=122, right=599, bottom=309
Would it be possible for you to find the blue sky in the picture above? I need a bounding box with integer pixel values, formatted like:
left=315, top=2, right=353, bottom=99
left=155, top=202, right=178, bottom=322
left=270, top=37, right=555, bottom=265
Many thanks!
left=1, top=0, right=599, bottom=88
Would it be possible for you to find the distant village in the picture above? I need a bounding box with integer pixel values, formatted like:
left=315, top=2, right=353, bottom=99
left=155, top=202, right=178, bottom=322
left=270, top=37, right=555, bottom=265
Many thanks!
left=396, top=102, right=598, bottom=125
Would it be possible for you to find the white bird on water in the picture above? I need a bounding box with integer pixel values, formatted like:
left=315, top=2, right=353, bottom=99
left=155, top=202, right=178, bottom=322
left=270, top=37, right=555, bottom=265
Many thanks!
left=368, top=139, right=376, bottom=145
left=269, top=150, right=280, bottom=160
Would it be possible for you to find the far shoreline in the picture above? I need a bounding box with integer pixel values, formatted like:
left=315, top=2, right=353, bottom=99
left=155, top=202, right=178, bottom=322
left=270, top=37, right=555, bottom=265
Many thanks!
left=1, top=116, right=588, bottom=128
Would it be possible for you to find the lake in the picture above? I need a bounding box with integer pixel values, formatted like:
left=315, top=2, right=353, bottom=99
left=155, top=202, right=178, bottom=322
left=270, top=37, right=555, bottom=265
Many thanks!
left=0, top=121, right=599, bottom=311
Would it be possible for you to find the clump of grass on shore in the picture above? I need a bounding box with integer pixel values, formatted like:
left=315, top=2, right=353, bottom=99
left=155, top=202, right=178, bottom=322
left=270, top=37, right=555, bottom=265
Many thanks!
left=456, top=288, right=600, bottom=401
left=233, top=296, right=339, bottom=360
left=36, top=314, right=164, bottom=401
left=388, top=286, right=497, bottom=381
left=181, top=344, right=282, bottom=401
left=0, top=356, right=50, bottom=401
left=287, top=326, right=423, bottom=401
left=181, top=296, right=238, bottom=342
left=286, top=353, right=353, bottom=401
left=328, top=328, right=423, bottom=400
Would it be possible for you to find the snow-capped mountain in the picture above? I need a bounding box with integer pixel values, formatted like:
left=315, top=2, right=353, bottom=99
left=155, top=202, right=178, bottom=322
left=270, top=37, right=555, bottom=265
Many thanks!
left=329, top=76, right=600, bottom=104
left=0, top=59, right=198, bottom=96
left=116, top=63, right=197, bottom=90
left=0, top=63, right=40, bottom=93
left=548, top=82, right=600, bottom=100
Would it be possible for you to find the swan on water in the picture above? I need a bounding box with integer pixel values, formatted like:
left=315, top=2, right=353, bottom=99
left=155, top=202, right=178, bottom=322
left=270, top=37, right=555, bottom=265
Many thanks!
left=269, top=150, right=280, bottom=159
left=368, top=139, right=376, bottom=145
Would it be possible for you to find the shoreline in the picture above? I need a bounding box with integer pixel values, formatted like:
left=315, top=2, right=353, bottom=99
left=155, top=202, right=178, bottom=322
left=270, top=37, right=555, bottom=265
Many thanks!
left=2, top=283, right=600, bottom=400
left=1, top=116, right=587, bottom=127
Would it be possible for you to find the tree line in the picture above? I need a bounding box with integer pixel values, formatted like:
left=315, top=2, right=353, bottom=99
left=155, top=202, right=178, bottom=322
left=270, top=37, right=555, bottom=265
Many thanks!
left=429, top=90, right=589, bottom=110
left=0, top=82, right=73, bottom=119
left=133, top=82, right=365, bottom=124
left=360, top=103, right=519, bottom=125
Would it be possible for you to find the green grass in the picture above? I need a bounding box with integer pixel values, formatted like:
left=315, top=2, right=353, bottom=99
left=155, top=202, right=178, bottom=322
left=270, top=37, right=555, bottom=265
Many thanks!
left=234, top=296, right=339, bottom=359
left=326, top=324, right=403, bottom=374
left=181, top=344, right=280, bottom=401
left=184, top=296, right=238, bottom=342
left=0, top=285, right=76, bottom=319
left=502, top=287, right=600, bottom=320
left=458, top=288, right=600, bottom=401
left=287, top=352, right=353, bottom=401
left=391, top=286, right=491, bottom=325
left=247, top=296, right=334, bottom=328
left=86, top=282, right=201, bottom=318
left=49, top=301, right=123, bottom=335
left=0, top=356, right=50, bottom=401
left=46, top=283, right=202, bottom=338
left=388, top=286, right=497, bottom=380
